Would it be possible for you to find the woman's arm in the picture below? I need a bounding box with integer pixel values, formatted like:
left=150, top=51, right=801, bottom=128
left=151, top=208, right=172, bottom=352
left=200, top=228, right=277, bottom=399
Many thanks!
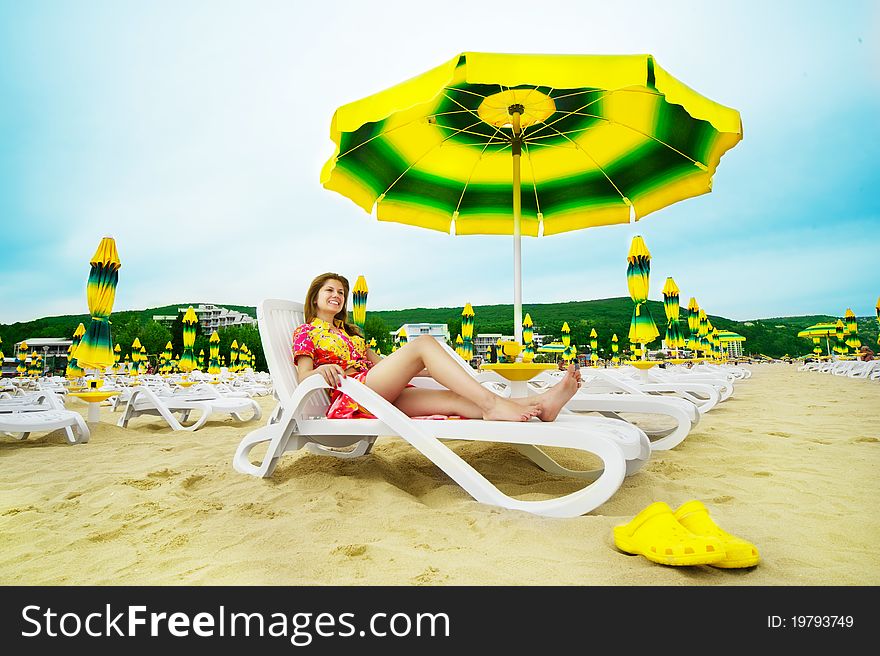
left=296, top=355, right=346, bottom=388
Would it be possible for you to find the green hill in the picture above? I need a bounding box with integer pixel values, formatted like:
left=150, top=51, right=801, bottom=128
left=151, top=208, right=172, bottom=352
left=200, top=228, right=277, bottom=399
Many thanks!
left=1, top=300, right=877, bottom=367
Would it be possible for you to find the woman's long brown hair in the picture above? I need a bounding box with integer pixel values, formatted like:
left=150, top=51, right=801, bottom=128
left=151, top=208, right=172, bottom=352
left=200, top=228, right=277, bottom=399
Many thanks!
left=303, top=272, right=362, bottom=336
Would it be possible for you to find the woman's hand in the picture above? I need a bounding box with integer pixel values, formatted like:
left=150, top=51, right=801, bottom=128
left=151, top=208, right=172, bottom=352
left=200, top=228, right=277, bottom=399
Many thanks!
left=316, top=363, right=346, bottom=388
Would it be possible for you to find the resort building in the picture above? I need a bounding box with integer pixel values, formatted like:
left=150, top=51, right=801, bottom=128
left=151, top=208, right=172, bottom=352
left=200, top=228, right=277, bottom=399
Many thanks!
left=391, top=323, right=450, bottom=344
left=152, top=304, right=256, bottom=335
left=3, top=337, right=73, bottom=377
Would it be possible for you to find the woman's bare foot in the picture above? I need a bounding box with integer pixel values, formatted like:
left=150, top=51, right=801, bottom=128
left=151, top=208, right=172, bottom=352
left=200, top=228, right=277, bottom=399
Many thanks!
left=482, top=395, right=541, bottom=422
left=532, top=365, right=579, bottom=421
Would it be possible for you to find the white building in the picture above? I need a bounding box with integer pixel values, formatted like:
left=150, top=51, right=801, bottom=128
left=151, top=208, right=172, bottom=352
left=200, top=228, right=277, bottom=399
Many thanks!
left=153, top=304, right=256, bottom=335
left=392, top=323, right=450, bottom=344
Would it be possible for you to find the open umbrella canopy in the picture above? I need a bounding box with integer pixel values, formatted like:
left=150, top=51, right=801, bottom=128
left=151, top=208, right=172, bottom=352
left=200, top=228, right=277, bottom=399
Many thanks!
left=537, top=341, right=566, bottom=353
left=796, top=322, right=837, bottom=338
left=717, top=331, right=745, bottom=343
left=76, top=237, right=121, bottom=371
left=322, top=52, right=742, bottom=342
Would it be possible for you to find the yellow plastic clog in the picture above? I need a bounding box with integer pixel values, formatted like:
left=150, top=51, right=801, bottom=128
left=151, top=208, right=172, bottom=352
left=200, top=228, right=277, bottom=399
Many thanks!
left=613, top=502, right=726, bottom=566
left=673, top=500, right=760, bottom=569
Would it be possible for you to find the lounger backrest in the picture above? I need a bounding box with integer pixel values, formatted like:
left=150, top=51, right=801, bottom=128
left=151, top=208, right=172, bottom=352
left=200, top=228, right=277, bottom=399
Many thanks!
left=257, top=299, right=330, bottom=418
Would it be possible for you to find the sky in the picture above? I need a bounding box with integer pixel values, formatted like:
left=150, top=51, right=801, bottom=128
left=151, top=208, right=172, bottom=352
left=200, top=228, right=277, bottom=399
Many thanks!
left=1, top=0, right=878, bottom=326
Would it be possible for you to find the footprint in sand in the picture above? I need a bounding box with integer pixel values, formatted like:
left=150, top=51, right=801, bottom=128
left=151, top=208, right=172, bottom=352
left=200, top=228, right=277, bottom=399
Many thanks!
left=853, top=436, right=879, bottom=444
left=412, top=566, right=448, bottom=585
left=1, top=505, right=38, bottom=516
left=332, top=543, right=368, bottom=558
left=180, top=474, right=206, bottom=490
left=767, top=431, right=791, bottom=438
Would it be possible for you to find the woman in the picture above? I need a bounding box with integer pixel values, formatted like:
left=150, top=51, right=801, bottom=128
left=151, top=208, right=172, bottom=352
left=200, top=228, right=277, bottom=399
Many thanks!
left=293, top=272, right=580, bottom=422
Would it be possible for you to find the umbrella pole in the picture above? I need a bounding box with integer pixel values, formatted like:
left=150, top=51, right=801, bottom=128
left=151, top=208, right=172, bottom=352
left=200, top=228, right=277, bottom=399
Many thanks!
left=511, top=107, right=523, bottom=347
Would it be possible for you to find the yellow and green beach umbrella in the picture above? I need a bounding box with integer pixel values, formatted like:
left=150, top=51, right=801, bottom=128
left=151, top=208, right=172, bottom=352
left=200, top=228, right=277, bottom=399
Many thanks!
left=65, top=322, right=86, bottom=378
left=75, top=237, right=121, bottom=373
left=455, top=334, right=464, bottom=359
left=611, top=333, right=619, bottom=365
left=844, top=308, right=860, bottom=353
left=461, top=302, right=474, bottom=362
left=180, top=306, right=199, bottom=373
left=130, top=337, right=143, bottom=374
left=208, top=331, right=221, bottom=375
left=28, top=350, right=40, bottom=377
left=521, top=313, right=534, bottom=362
left=352, top=275, right=368, bottom=335
left=0, top=337, right=3, bottom=376
left=113, top=343, right=121, bottom=372
left=797, top=322, right=836, bottom=356
left=229, top=339, right=239, bottom=373
left=686, top=297, right=700, bottom=352
left=876, top=296, right=879, bottom=346
left=322, top=52, right=742, bottom=344
left=369, top=336, right=379, bottom=356
left=698, top=308, right=710, bottom=355
left=834, top=318, right=846, bottom=355
left=590, top=328, right=598, bottom=365
left=397, top=328, right=408, bottom=347
left=198, top=348, right=206, bottom=371
left=626, top=235, right=659, bottom=355
left=662, top=277, right=685, bottom=352
left=16, top=341, right=28, bottom=377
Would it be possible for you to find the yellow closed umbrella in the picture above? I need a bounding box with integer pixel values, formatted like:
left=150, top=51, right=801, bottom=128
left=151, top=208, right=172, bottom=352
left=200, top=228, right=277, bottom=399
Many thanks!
left=352, top=275, right=368, bottom=335
left=76, top=237, right=121, bottom=372
left=66, top=323, right=86, bottom=378
left=208, top=331, right=221, bottom=375
left=626, top=235, right=659, bottom=356
left=180, top=306, right=199, bottom=373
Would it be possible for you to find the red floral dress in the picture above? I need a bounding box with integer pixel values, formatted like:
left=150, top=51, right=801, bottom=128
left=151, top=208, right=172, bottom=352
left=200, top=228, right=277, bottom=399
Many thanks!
left=292, top=318, right=377, bottom=419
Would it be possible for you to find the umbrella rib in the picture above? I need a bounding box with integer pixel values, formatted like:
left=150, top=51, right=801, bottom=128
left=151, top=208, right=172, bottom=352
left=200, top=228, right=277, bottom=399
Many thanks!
left=535, top=121, right=630, bottom=204
left=441, top=90, right=511, bottom=143
left=376, top=116, right=491, bottom=198
left=453, top=133, right=509, bottom=217
left=520, top=140, right=543, bottom=221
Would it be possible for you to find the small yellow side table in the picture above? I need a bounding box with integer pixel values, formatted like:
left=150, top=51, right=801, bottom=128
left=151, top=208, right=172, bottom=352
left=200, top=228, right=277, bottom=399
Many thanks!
left=480, top=362, right=557, bottom=398
left=68, top=390, right=118, bottom=423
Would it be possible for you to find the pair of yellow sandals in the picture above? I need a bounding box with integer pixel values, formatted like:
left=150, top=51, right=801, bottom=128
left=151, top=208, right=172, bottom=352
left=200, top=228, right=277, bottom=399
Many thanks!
left=614, top=500, right=760, bottom=568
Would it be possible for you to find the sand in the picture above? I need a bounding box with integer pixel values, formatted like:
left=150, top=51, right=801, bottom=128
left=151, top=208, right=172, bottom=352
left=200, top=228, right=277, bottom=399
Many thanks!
left=1, top=364, right=878, bottom=586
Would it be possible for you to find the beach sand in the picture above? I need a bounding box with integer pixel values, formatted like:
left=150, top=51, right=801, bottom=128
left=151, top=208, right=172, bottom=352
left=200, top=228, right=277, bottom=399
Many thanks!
left=1, top=364, right=878, bottom=586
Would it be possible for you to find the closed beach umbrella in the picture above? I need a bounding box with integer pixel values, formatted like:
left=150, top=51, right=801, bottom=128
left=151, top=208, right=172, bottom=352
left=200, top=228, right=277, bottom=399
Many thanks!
left=76, top=236, right=121, bottom=372
left=16, top=341, right=28, bottom=376
left=698, top=309, right=710, bottom=355
left=352, top=275, right=368, bottom=335
left=65, top=323, right=86, bottom=378
left=139, top=346, right=147, bottom=374
left=611, top=333, right=619, bottom=365
left=662, top=277, right=685, bottom=352
left=229, top=339, right=239, bottom=372
left=113, top=343, right=121, bottom=372
left=627, top=235, right=659, bottom=355
left=369, top=337, right=380, bottom=356
left=322, top=52, right=742, bottom=344
left=811, top=337, right=822, bottom=358
left=180, top=306, right=199, bottom=373
left=686, top=297, right=700, bottom=353
left=0, top=338, right=3, bottom=376
left=590, top=328, right=598, bottom=365
left=876, top=297, right=879, bottom=346
left=834, top=319, right=846, bottom=355
left=397, top=328, right=408, bottom=346
left=522, top=313, right=534, bottom=362
left=28, top=350, right=40, bottom=377
left=461, top=302, right=474, bottom=361
left=208, top=331, right=221, bottom=375
left=455, top=334, right=464, bottom=358
left=844, top=308, right=860, bottom=353
left=198, top=349, right=206, bottom=371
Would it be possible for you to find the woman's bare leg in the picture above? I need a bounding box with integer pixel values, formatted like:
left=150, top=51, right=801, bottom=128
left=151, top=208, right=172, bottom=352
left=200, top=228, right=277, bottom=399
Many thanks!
left=391, top=387, right=483, bottom=418
left=364, top=335, right=540, bottom=422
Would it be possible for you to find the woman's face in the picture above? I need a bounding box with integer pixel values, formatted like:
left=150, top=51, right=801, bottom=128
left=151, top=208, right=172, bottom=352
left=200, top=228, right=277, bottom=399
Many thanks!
left=314, top=278, right=347, bottom=319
